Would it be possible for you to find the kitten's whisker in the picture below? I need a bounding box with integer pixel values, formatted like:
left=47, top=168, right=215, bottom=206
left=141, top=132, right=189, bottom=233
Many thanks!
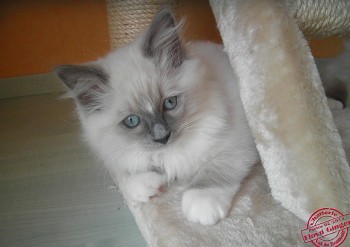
left=181, top=124, right=202, bottom=132
left=105, top=148, right=124, bottom=167
left=179, top=114, right=204, bottom=126
left=179, top=113, right=209, bottom=131
left=96, top=162, right=108, bottom=189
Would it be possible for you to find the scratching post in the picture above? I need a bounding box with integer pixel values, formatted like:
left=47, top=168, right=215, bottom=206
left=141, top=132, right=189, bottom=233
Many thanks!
left=106, top=0, right=178, bottom=49
left=288, top=0, right=350, bottom=38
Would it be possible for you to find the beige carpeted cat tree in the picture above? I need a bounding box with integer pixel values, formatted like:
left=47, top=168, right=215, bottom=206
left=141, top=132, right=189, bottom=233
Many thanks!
left=106, top=0, right=350, bottom=246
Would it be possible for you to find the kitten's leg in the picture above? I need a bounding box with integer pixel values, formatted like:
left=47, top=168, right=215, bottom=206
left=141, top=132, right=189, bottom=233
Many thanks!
left=181, top=158, right=252, bottom=225
left=121, top=172, right=167, bottom=203
left=182, top=185, right=239, bottom=226
left=327, top=97, right=344, bottom=110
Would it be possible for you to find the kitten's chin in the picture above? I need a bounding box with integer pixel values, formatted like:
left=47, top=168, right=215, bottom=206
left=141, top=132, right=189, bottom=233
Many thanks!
left=150, top=140, right=172, bottom=150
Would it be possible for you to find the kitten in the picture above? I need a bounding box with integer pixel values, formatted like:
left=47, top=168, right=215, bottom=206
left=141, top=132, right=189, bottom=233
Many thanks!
left=55, top=9, right=258, bottom=225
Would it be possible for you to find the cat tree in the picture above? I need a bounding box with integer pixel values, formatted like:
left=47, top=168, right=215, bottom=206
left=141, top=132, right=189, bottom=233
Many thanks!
left=106, top=0, right=350, bottom=246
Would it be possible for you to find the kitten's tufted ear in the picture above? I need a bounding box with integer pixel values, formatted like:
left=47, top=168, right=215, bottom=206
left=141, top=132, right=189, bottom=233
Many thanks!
left=54, top=64, right=109, bottom=112
left=143, top=8, right=185, bottom=68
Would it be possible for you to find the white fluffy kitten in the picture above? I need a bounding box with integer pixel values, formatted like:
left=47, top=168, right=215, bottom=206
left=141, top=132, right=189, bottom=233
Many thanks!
left=55, top=9, right=258, bottom=225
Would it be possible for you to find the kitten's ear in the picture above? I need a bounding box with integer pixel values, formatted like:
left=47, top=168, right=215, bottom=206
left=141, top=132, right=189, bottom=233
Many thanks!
left=54, top=64, right=109, bottom=112
left=143, top=8, right=185, bottom=68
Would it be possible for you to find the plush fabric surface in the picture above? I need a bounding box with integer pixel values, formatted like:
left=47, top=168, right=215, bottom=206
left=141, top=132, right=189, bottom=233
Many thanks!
left=210, top=0, right=350, bottom=222
left=126, top=164, right=306, bottom=246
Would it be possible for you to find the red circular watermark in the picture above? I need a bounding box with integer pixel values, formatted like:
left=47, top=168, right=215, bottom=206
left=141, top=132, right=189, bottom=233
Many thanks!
left=301, top=208, right=350, bottom=247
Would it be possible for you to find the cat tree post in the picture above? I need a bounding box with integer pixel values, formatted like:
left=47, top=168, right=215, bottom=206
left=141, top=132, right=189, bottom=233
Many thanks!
left=106, top=0, right=178, bottom=49
left=210, top=0, right=350, bottom=221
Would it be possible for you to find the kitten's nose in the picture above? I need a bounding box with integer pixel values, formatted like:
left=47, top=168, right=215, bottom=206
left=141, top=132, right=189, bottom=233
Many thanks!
left=152, top=122, right=171, bottom=144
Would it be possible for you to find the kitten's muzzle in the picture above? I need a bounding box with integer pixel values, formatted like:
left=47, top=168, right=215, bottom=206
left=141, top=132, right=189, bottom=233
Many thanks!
left=153, top=132, right=171, bottom=144
left=151, top=122, right=171, bottom=144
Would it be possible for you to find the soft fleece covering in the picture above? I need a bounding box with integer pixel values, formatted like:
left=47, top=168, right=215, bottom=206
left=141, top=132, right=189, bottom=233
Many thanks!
left=125, top=164, right=306, bottom=246
left=116, top=0, right=350, bottom=246
left=209, top=0, right=350, bottom=221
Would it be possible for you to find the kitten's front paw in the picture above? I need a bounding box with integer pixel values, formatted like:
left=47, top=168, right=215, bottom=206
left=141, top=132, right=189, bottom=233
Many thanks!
left=124, top=172, right=167, bottom=203
left=327, top=98, right=344, bottom=110
left=181, top=188, right=232, bottom=225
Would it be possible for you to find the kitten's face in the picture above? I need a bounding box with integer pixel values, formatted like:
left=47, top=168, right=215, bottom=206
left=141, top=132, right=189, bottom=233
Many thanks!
left=107, top=49, right=189, bottom=150
left=55, top=10, right=207, bottom=173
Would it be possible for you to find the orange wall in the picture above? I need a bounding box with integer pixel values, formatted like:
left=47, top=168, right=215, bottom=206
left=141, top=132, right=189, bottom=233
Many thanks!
left=178, top=0, right=222, bottom=44
left=309, top=37, right=344, bottom=58
left=0, top=0, right=110, bottom=78
left=0, top=0, right=344, bottom=79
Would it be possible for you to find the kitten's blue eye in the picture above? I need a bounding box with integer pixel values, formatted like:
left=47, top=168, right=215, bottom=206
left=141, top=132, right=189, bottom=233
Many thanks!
left=123, top=115, right=140, bottom=128
left=163, top=96, right=177, bottom=110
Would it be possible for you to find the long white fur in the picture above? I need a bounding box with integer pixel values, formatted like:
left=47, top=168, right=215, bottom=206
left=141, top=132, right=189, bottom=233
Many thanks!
left=72, top=32, right=258, bottom=225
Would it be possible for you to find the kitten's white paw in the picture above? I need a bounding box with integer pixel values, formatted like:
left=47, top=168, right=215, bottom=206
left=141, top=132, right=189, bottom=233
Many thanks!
left=124, top=172, right=167, bottom=203
left=328, top=98, right=344, bottom=110
left=181, top=188, right=233, bottom=225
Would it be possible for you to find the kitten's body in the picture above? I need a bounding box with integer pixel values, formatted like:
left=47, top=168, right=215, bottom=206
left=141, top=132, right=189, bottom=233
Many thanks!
left=56, top=10, right=258, bottom=225
left=86, top=41, right=257, bottom=224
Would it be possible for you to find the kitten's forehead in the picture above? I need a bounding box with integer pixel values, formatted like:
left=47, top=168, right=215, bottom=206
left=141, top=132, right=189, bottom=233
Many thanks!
left=134, top=79, right=163, bottom=114
left=106, top=47, right=174, bottom=114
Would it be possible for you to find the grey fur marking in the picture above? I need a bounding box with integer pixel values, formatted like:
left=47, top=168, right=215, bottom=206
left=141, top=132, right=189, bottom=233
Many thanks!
left=54, top=65, right=109, bottom=111
left=143, top=9, right=185, bottom=68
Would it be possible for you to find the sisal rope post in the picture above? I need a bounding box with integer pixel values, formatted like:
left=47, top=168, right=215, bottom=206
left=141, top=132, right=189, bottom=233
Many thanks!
left=287, top=0, right=350, bottom=38
left=106, top=0, right=178, bottom=49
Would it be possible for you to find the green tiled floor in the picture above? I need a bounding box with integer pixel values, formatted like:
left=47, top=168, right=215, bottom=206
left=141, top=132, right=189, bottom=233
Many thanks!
left=0, top=94, right=146, bottom=247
